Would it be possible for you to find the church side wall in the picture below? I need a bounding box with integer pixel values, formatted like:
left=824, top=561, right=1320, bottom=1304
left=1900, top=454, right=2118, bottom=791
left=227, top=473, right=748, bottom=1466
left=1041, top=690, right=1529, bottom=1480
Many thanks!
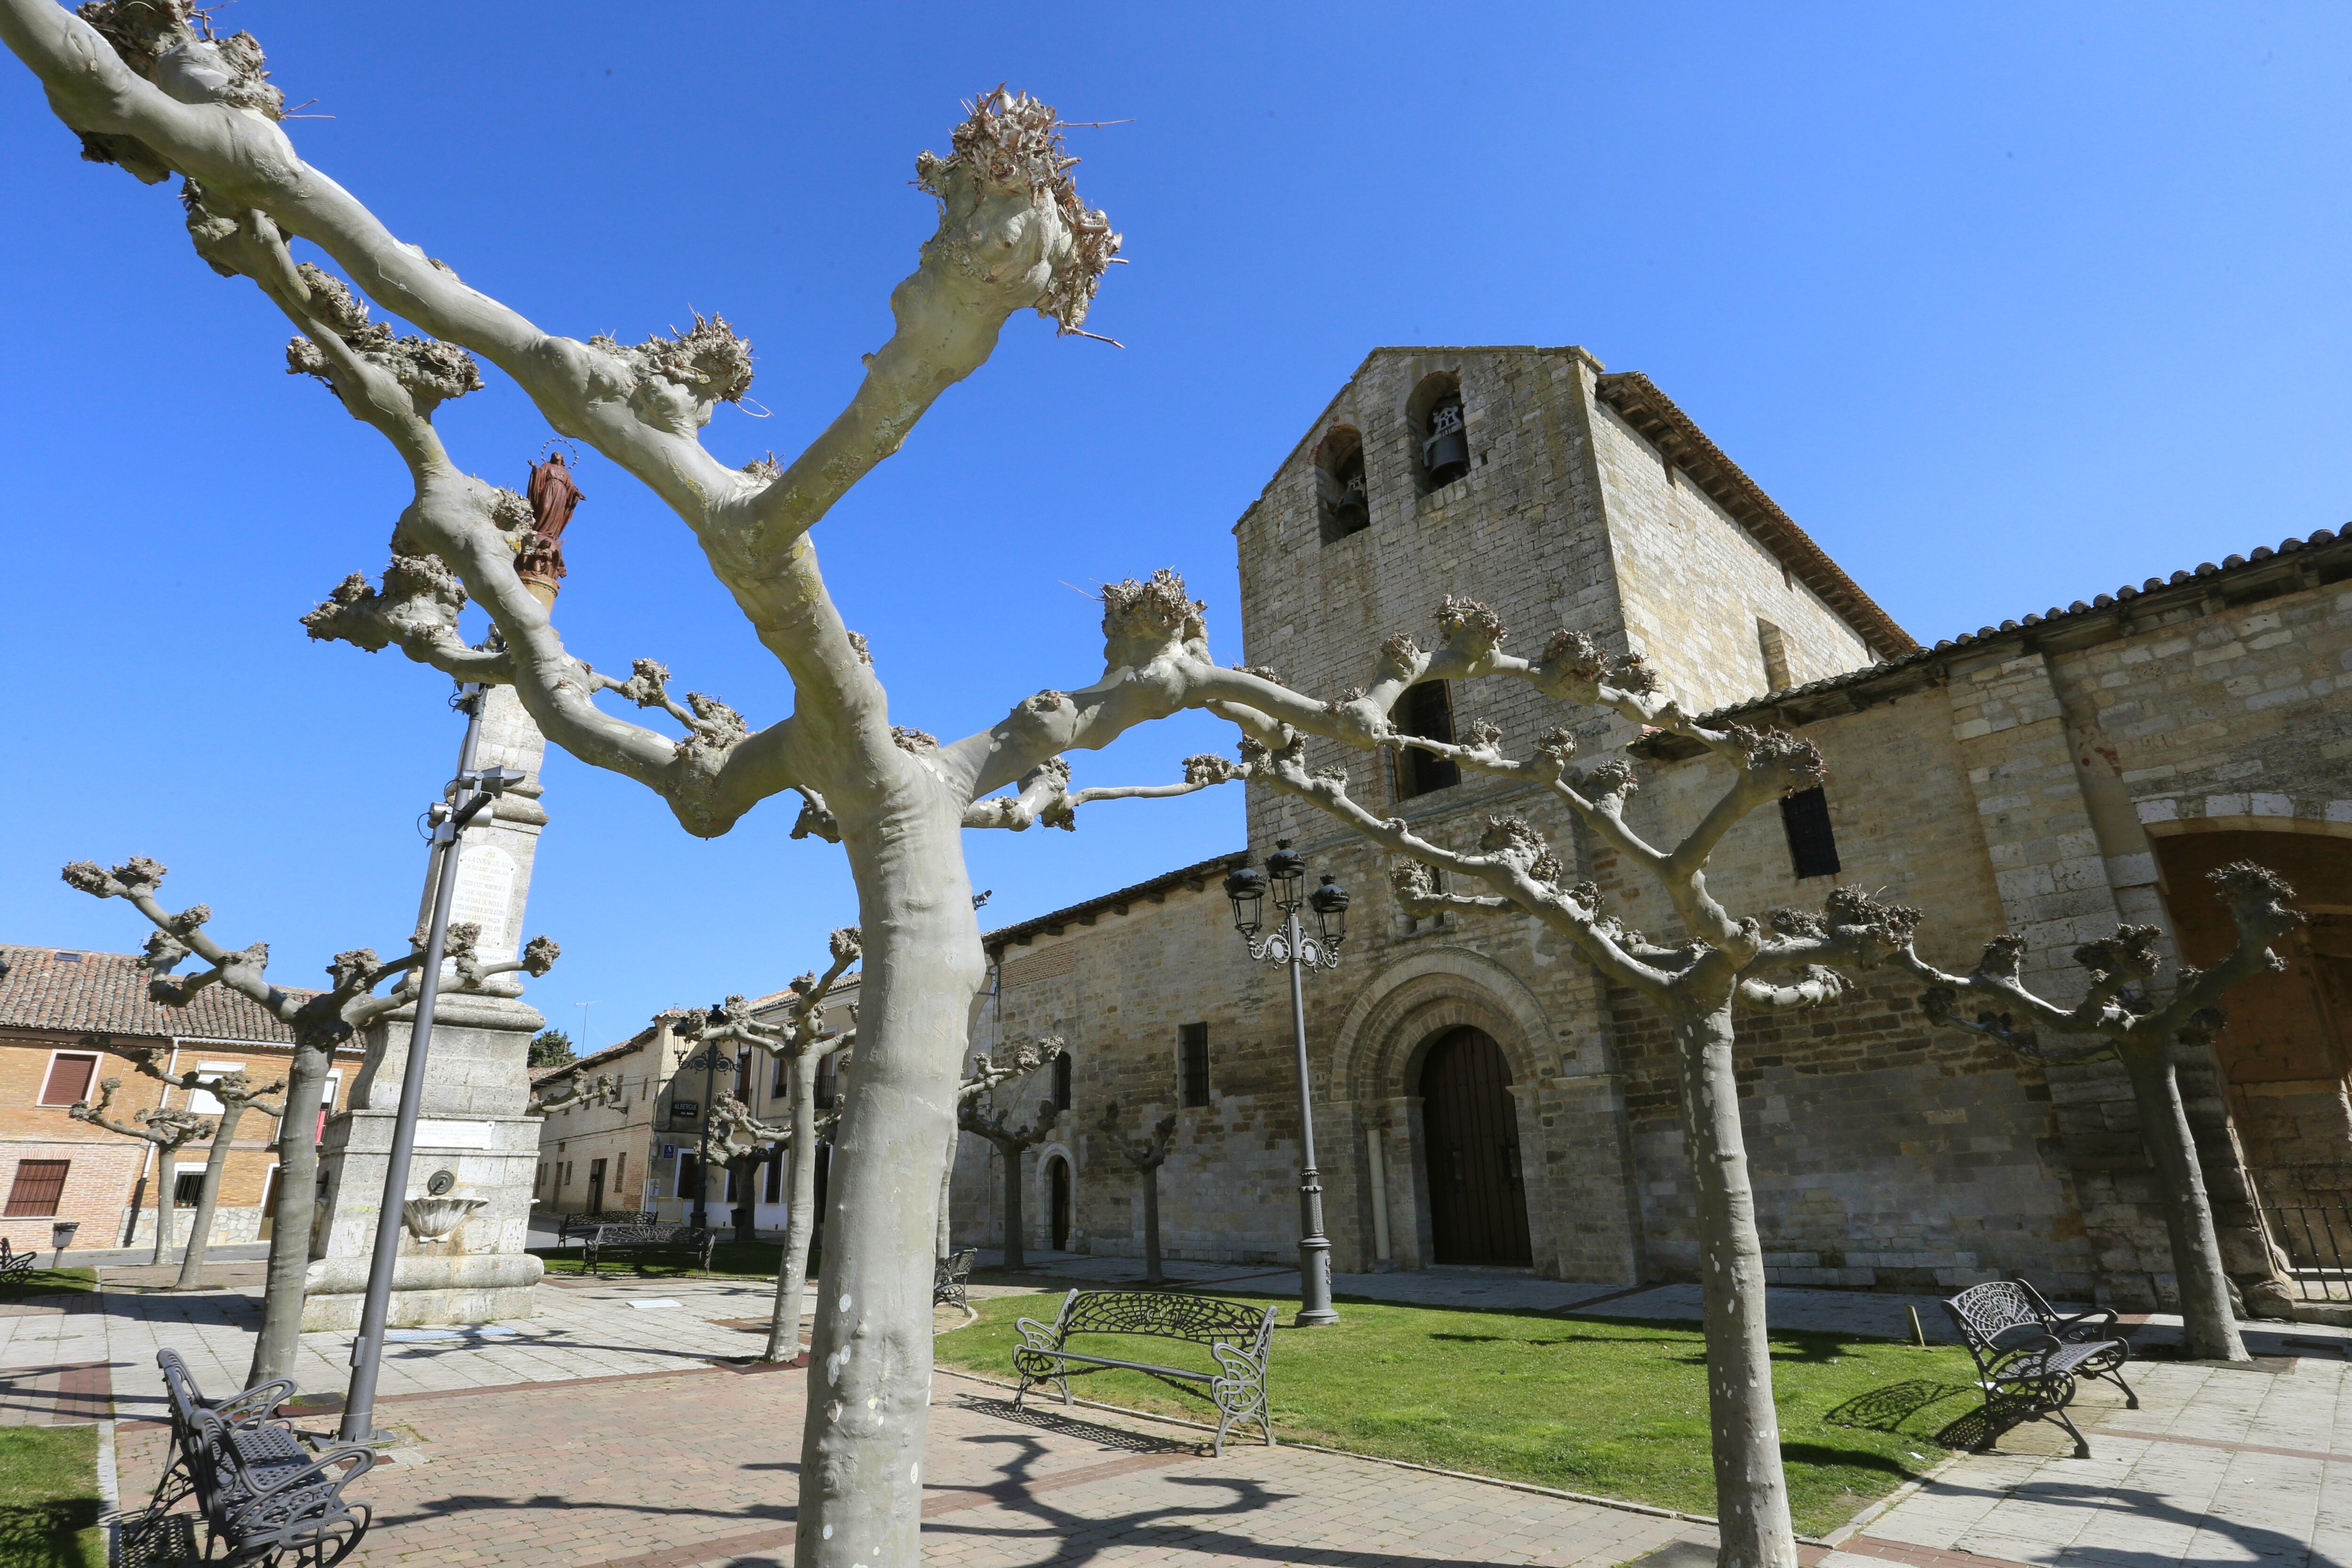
left=1585, top=398, right=1876, bottom=714
left=1623, top=692, right=2099, bottom=1297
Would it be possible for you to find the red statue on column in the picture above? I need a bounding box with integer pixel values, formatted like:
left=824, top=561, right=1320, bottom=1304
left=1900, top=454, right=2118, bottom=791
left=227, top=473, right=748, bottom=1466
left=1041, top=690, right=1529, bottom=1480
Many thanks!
left=517, top=450, right=584, bottom=590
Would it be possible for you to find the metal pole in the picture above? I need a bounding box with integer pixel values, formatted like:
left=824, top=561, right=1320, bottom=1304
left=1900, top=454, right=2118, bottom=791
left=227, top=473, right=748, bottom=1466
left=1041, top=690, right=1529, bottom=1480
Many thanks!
left=339, top=687, right=485, bottom=1444
left=1288, top=905, right=1338, bottom=1326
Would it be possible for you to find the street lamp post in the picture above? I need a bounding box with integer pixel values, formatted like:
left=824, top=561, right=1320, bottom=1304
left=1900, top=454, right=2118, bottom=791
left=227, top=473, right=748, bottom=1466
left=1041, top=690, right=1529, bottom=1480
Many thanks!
left=1223, top=840, right=1351, bottom=1327
left=339, top=681, right=527, bottom=1445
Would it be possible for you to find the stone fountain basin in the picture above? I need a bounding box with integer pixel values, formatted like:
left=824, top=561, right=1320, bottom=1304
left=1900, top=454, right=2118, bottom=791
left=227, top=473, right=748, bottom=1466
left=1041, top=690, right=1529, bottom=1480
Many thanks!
left=402, top=1195, right=488, bottom=1241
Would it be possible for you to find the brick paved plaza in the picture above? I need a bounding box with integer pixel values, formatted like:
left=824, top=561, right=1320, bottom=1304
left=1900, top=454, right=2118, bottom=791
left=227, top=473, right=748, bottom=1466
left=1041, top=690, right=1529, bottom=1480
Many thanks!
left=5, top=1261, right=2349, bottom=1567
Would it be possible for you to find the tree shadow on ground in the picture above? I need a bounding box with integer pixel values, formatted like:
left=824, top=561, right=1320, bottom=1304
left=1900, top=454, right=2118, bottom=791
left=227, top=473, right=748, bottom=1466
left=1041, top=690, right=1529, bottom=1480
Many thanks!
left=1918, top=1476, right=2330, bottom=1568
left=958, top=1396, right=1195, bottom=1454
left=0, top=1499, right=101, bottom=1568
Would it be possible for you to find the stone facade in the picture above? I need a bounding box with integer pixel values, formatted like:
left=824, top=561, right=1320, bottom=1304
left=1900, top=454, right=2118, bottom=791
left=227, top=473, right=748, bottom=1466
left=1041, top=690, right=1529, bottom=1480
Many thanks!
left=948, top=344, right=2352, bottom=1313
left=530, top=979, right=858, bottom=1234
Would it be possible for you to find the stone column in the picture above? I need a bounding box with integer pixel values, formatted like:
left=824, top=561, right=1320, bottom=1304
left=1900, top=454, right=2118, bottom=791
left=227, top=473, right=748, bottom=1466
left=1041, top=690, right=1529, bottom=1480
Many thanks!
left=302, top=685, right=553, bottom=1329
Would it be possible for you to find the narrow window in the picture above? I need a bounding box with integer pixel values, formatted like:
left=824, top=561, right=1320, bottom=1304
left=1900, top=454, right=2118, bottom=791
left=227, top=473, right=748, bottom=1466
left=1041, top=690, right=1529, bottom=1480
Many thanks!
left=1052, top=1052, right=1073, bottom=1113
left=764, top=1148, right=783, bottom=1204
left=6, top=1160, right=71, bottom=1216
left=1409, top=373, right=1470, bottom=494
left=1179, top=1024, right=1210, bottom=1108
left=814, top=1054, right=839, bottom=1110
left=1396, top=682, right=1461, bottom=798
left=174, top=1169, right=204, bottom=1207
left=1315, top=426, right=1370, bottom=543
left=613, top=1153, right=627, bottom=1202
left=773, top=1057, right=789, bottom=1098
left=39, top=1052, right=98, bottom=1106
left=734, top=1052, right=753, bottom=1102
left=1756, top=620, right=1792, bottom=693
left=1780, top=788, right=1841, bottom=879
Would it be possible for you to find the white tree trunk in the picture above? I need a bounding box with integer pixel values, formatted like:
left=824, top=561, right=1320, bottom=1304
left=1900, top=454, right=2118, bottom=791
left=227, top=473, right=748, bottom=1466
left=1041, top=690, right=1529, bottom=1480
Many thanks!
left=2123, top=1047, right=2249, bottom=1361
left=1671, top=1006, right=1796, bottom=1568
left=794, top=795, right=986, bottom=1568
left=249, top=1045, right=332, bottom=1386
left=766, top=1066, right=824, bottom=1364
left=174, top=1099, right=245, bottom=1290
left=147, top=1157, right=175, bottom=1268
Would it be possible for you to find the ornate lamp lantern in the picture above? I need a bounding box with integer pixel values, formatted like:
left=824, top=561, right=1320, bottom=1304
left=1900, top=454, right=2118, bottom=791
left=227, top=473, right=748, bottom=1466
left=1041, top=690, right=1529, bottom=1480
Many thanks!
left=1224, top=840, right=1349, bottom=1326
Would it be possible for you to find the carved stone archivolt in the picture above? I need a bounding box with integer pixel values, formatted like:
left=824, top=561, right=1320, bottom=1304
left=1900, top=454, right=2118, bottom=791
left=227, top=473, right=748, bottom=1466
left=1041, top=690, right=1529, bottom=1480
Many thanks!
left=1326, top=946, right=1553, bottom=1104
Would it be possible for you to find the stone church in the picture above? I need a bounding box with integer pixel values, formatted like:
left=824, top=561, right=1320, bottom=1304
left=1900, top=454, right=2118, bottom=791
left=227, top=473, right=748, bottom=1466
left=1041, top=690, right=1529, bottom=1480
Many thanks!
left=946, top=344, right=2352, bottom=1312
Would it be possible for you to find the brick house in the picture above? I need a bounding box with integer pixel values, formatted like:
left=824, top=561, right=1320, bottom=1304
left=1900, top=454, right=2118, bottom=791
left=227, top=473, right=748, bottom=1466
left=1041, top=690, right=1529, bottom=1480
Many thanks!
left=950, top=345, right=2352, bottom=1313
left=0, top=943, right=362, bottom=1256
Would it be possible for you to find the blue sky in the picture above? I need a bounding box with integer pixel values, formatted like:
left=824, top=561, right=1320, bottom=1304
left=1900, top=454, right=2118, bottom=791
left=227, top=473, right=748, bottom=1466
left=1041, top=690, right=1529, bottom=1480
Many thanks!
left=2, top=3, right=2347, bottom=1050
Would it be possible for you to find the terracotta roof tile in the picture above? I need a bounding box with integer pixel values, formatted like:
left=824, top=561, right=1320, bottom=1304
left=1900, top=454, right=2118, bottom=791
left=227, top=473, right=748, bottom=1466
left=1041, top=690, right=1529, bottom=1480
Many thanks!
left=0, top=943, right=302, bottom=1044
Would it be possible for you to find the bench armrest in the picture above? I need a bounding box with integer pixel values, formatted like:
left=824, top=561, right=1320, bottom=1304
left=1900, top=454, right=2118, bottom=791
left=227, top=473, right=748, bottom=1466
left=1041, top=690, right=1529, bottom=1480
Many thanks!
left=211, top=1378, right=298, bottom=1427
left=1014, top=1317, right=1062, bottom=1353
left=1210, top=1339, right=1265, bottom=1380
left=2047, top=1306, right=2120, bottom=1338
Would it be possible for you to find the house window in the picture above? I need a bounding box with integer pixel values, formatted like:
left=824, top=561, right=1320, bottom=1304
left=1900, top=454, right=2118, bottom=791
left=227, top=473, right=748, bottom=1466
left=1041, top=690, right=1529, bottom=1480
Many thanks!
left=764, top=1149, right=783, bottom=1204
left=1316, top=425, right=1369, bottom=543
left=1396, top=682, right=1461, bottom=798
left=38, top=1052, right=98, bottom=1106
left=5, top=1160, right=70, bottom=1217
left=173, top=1167, right=205, bottom=1207
left=1756, top=620, right=1792, bottom=693
left=814, top=1054, right=839, bottom=1111
left=613, top=1152, right=627, bottom=1204
left=1052, top=1052, right=1073, bottom=1113
left=1780, top=788, right=1842, bottom=879
left=1408, top=372, right=1470, bottom=494
left=1179, top=1024, right=1210, bottom=1109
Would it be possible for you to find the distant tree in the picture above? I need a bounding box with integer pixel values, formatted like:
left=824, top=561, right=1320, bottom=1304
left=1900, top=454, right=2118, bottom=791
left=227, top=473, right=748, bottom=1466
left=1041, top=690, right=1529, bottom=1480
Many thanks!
left=528, top=1028, right=576, bottom=1068
left=92, top=1042, right=283, bottom=1289
left=69, top=1076, right=212, bottom=1268
left=957, top=1039, right=1066, bottom=1271
left=1097, top=1101, right=1178, bottom=1285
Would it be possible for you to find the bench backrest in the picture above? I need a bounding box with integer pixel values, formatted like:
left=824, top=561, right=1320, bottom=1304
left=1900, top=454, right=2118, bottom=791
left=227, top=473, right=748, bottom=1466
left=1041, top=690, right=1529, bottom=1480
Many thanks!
left=1945, top=1280, right=2042, bottom=1349
left=157, top=1346, right=207, bottom=1437
left=1053, top=1289, right=1276, bottom=1355
left=941, top=1249, right=976, bottom=1281
left=590, top=1224, right=706, bottom=1244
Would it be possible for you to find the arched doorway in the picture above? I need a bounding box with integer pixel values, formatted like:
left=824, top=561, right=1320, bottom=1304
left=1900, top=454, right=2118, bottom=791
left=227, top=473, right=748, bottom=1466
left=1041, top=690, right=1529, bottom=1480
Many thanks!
left=1418, top=1027, right=1532, bottom=1265
left=1048, top=1157, right=1072, bottom=1251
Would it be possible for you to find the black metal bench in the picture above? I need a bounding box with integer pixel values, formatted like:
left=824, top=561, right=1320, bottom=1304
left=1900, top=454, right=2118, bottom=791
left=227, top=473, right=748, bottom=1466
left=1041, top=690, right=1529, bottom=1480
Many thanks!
left=1014, top=1289, right=1277, bottom=1456
left=131, top=1347, right=373, bottom=1567
left=1946, top=1278, right=2137, bottom=1457
left=0, top=1236, right=34, bottom=1288
left=557, top=1209, right=654, bottom=1245
left=935, top=1248, right=977, bottom=1311
left=581, top=1222, right=714, bottom=1275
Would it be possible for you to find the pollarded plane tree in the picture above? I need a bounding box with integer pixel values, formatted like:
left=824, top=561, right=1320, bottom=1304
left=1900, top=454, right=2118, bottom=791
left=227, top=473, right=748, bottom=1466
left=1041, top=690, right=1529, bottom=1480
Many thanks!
left=0, top=6, right=1335, bottom=1557
left=1900, top=863, right=2307, bottom=1364
left=683, top=930, right=860, bottom=1365
left=705, top=1093, right=790, bottom=1244
left=957, top=1038, right=1068, bottom=1272
left=85, top=1041, right=284, bottom=1289
left=60, top=856, right=556, bottom=1384
left=1096, top=1102, right=1179, bottom=1285
left=1195, top=597, right=1926, bottom=1568
left=68, top=1075, right=213, bottom=1269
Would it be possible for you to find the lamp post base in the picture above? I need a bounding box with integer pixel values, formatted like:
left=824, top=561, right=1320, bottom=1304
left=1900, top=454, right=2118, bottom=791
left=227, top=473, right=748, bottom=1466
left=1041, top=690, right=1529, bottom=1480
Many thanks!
left=1296, top=1233, right=1339, bottom=1327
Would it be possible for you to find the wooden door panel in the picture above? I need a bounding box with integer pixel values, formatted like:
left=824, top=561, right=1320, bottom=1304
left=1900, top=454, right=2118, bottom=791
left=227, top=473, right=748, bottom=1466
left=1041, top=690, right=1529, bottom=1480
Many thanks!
left=1419, top=1027, right=1533, bottom=1266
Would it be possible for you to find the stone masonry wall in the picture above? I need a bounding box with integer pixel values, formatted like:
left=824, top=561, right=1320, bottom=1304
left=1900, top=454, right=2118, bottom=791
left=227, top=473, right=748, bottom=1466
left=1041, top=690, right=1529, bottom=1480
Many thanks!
left=1586, top=397, right=1874, bottom=714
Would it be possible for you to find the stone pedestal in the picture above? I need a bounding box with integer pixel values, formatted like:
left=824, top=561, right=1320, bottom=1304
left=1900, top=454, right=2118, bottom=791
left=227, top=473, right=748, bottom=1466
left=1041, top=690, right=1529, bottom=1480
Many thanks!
left=303, top=686, right=555, bottom=1331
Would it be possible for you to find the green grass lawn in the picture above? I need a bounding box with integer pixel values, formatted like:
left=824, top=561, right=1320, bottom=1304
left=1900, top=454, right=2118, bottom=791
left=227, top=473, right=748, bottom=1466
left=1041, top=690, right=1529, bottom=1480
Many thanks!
left=0, top=1268, right=96, bottom=1303
left=530, top=1242, right=800, bottom=1280
left=934, top=1292, right=1982, bottom=1537
left=0, top=1427, right=105, bottom=1568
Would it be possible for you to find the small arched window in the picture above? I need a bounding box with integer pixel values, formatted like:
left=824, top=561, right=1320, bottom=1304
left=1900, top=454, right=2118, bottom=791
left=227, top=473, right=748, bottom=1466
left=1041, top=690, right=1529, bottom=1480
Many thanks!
left=1407, top=372, right=1470, bottom=495
left=1315, top=426, right=1369, bottom=543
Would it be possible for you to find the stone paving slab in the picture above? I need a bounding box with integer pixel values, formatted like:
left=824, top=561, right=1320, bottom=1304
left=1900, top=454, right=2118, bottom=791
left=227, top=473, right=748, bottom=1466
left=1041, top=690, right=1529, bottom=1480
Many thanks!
left=111, top=1364, right=1716, bottom=1568
left=1814, top=1356, right=2350, bottom=1568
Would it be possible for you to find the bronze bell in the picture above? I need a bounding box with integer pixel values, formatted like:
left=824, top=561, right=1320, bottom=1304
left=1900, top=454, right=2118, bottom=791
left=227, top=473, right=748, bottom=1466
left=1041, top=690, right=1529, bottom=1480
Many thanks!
left=1333, top=472, right=1369, bottom=532
left=1422, top=398, right=1469, bottom=487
